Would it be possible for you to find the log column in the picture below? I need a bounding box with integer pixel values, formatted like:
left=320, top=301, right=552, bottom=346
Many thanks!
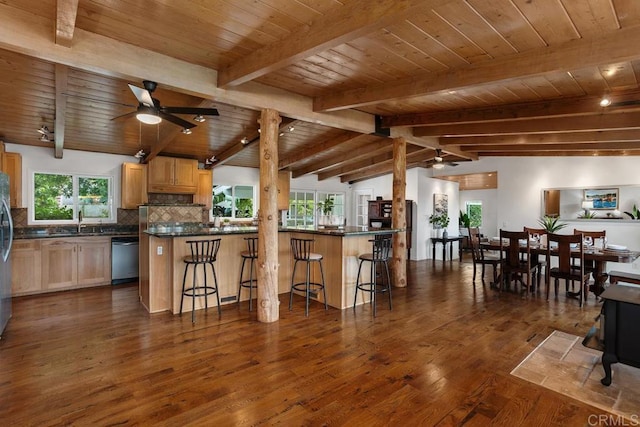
left=257, top=109, right=281, bottom=322
left=392, top=137, right=407, bottom=288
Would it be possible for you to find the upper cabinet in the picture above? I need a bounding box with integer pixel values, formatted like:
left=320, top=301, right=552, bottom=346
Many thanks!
left=2, top=151, right=22, bottom=208
left=194, top=169, right=212, bottom=210
left=277, top=171, right=290, bottom=210
left=121, top=162, right=148, bottom=209
left=147, top=156, right=198, bottom=194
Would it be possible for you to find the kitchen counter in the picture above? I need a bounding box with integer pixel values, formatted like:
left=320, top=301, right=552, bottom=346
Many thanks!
left=140, top=226, right=402, bottom=314
left=14, top=225, right=138, bottom=239
left=144, top=224, right=403, bottom=237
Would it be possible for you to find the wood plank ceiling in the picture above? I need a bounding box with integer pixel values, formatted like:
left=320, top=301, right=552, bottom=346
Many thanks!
left=1, top=0, right=640, bottom=183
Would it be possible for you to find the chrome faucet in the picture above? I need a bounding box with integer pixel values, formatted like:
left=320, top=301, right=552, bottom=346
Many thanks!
left=78, top=210, right=83, bottom=233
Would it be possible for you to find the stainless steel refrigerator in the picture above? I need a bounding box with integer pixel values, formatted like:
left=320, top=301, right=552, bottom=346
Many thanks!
left=0, top=173, right=14, bottom=338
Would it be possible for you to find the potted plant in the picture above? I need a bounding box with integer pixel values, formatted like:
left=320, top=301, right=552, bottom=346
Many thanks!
left=317, top=196, right=335, bottom=226
left=537, top=215, right=567, bottom=233
left=429, top=212, right=450, bottom=237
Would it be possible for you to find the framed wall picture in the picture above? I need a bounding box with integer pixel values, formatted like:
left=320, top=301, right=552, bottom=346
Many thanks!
left=583, top=188, right=618, bottom=209
left=434, top=193, right=448, bottom=216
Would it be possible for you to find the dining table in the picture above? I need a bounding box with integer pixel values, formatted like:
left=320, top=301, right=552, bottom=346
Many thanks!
left=481, top=240, right=640, bottom=296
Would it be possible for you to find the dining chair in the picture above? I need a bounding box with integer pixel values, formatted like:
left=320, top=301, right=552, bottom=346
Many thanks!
left=546, top=233, right=591, bottom=306
left=573, top=229, right=606, bottom=296
left=499, top=230, right=537, bottom=294
left=468, top=227, right=499, bottom=285
left=524, top=226, right=548, bottom=290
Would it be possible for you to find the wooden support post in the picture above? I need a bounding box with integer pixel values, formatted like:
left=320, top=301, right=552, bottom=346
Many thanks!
left=257, top=109, right=281, bottom=323
left=392, top=137, right=407, bottom=288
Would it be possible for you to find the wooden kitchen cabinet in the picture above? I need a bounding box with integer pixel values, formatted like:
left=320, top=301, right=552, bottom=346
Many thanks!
left=277, top=171, right=290, bottom=210
left=121, top=162, right=148, bottom=208
left=194, top=169, right=212, bottom=209
left=147, top=156, right=197, bottom=194
left=41, top=237, right=111, bottom=291
left=1, top=151, right=22, bottom=208
left=11, top=240, right=42, bottom=295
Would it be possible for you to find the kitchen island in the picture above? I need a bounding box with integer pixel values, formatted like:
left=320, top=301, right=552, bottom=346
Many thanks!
left=140, top=225, right=401, bottom=314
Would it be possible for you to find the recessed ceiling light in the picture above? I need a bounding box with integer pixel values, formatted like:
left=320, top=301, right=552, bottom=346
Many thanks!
left=599, top=97, right=611, bottom=107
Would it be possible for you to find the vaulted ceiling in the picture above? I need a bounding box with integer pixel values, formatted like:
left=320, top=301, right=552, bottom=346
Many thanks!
left=1, top=0, right=640, bottom=183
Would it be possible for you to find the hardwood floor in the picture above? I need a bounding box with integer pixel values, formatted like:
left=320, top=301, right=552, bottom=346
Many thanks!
left=0, top=260, right=612, bottom=426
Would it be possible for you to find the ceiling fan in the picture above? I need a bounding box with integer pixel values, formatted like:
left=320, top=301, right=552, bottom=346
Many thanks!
left=431, top=149, right=459, bottom=169
left=112, top=80, right=219, bottom=129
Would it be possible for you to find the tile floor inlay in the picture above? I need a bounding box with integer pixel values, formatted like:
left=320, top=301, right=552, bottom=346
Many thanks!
left=511, top=330, right=640, bottom=421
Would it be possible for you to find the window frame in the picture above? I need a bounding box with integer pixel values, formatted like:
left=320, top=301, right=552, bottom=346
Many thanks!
left=211, top=184, right=256, bottom=220
left=287, top=189, right=346, bottom=227
left=30, top=171, right=115, bottom=225
left=465, top=200, right=483, bottom=228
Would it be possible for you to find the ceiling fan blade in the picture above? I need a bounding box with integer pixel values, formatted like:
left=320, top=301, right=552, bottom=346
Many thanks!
left=128, top=84, right=155, bottom=107
left=159, top=111, right=196, bottom=129
left=111, top=111, right=137, bottom=121
left=161, top=107, right=219, bottom=116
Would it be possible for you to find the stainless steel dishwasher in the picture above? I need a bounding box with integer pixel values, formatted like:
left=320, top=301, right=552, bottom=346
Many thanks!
left=111, top=236, right=139, bottom=285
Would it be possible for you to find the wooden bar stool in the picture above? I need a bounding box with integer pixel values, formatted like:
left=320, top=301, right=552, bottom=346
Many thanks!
left=237, top=237, right=258, bottom=311
left=353, top=234, right=392, bottom=317
left=289, top=238, right=328, bottom=316
left=180, top=239, right=222, bottom=323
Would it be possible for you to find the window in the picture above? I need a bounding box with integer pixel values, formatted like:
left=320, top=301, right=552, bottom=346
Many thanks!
left=212, top=185, right=255, bottom=219
left=287, top=190, right=346, bottom=227
left=466, top=201, right=482, bottom=227
left=32, top=172, right=113, bottom=223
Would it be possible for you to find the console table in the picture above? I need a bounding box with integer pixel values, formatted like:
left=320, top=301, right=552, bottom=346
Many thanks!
left=431, top=236, right=464, bottom=263
left=597, top=284, right=640, bottom=386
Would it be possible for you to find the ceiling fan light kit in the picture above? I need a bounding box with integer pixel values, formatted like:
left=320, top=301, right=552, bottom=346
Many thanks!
left=115, top=80, right=218, bottom=129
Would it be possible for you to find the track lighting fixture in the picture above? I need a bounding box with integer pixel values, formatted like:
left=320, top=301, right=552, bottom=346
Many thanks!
left=134, top=149, right=146, bottom=159
left=194, top=115, right=205, bottom=123
left=182, top=128, right=192, bottom=134
left=288, top=125, right=295, bottom=132
left=37, top=125, right=54, bottom=142
left=240, top=137, right=249, bottom=145
left=37, top=125, right=52, bottom=135
left=205, top=155, right=217, bottom=165
left=39, top=134, right=52, bottom=143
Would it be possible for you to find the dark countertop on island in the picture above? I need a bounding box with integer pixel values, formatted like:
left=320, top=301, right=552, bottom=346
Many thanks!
left=144, top=225, right=403, bottom=238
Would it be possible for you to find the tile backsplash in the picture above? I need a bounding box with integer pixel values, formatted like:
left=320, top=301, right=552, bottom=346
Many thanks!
left=10, top=207, right=140, bottom=228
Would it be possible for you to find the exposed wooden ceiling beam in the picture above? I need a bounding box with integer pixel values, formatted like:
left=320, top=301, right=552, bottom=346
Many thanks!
left=384, top=91, right=640, bottom=127
left=218, top=0, right=449, bottom=87
left=317, top=145, right=425, bottom=180
left=54, top=64, right=68, bottom=159
left=414, top=111, right=640, bottom=137
left=477, top=150, right=640, bottom=157
left=55, top=0, right=79, bottom=47
left=291, top=138, right=393, bottom=178
left=0, top=3, right=374, bottom=134
left=440, top=130, right=640, bottom=146
left=278, top=131, right=363, bottom=169
left=143, top=100, right=219, bottom=163
left=213, top=117, right=296, bottom=167
left=466, top=141, right=640, bottom=152
left=314, top=24, right=640, bottom=112
left=339, top=148, right=430, bottom=183
left=390, top=127, right=477, bottom=160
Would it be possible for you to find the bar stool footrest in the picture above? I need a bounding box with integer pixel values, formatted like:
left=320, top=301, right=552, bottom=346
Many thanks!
left=182, top=286, right=218, bottom=298
left=291, top=282, right=325, bottom=293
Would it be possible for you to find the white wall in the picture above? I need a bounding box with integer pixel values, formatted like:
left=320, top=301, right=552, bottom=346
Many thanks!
left=451, top=156, right=640, bottom=273
left=6, top=143, right=134, bottom=222
left=459, top=189, right=498, bottom=237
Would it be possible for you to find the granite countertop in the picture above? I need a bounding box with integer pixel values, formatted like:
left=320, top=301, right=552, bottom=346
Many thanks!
left=14, top=225, right=138, bottom=239
left=144, top=225, right=404, bottom=238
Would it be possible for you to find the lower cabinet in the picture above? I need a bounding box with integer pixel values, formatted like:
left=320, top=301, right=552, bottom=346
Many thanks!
left=11, top=240, right=42, bottom=296
left=12, top=237, right=112, bottom=295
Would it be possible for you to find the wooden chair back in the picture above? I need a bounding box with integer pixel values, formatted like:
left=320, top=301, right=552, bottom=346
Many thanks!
left=500, top=230, right=530, bottom=269
left=547, top=233, right=584, bottom=277
left=573, top=229, right=606, bottom=239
